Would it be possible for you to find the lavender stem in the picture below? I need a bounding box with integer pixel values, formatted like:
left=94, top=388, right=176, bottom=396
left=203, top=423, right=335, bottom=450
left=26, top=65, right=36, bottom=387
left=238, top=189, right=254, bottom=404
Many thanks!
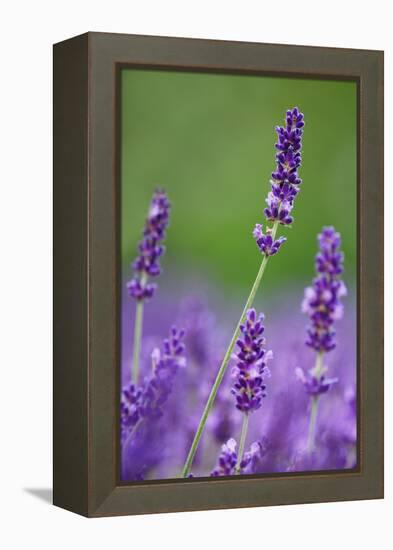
left=235, top=414, right=249, bottom=474
left=131, top=273, right=147, bottom=383
left=306, top=351, right=323, bottom=453
left=307, top=396, right=319, bottom=454
left=181, top=224, right=277, bottom=478
left=124, top=418, right=143, bottom=451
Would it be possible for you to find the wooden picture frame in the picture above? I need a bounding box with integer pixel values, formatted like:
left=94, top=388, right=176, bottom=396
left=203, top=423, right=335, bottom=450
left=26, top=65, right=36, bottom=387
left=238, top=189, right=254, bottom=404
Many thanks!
left=53, top=32, right=383, bottom=517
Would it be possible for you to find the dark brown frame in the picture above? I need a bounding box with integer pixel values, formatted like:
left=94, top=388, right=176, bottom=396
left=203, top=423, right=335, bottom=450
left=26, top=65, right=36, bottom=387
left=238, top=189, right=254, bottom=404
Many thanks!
left=53, top=32, right=384, bottom=517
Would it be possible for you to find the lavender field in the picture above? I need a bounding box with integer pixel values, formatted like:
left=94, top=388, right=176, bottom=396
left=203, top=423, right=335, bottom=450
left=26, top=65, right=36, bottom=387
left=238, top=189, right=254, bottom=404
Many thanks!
left=121, top=288, right=356, bottom=481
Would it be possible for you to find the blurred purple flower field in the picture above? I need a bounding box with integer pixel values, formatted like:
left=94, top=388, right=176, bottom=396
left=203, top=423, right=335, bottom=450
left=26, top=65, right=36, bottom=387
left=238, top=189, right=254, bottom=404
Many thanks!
left=120, top=286, right=356, bottom=481
left=119, top=109, right=356, bottom=482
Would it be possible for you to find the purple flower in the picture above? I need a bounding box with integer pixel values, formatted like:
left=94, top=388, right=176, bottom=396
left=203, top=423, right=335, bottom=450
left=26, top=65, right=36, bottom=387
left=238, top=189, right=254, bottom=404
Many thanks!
left=264, top=195, right=294, bottom=225
left=210, top=438, right=237, bottom=476
left=241, top=441, right=265, bottom=474
left=253, top=224, right=287, bottom=257
left=121, top=326, right=186, bottom=440
left=126, top=278, right=156, bottom=301
left=295, top=367, right=338, bottom=396
left=264, top=107, right=304, bottom=226
left=253, top=107, right=305, bottom=258
left=140, top=326, right=186, bottom=420
left=210, top=438, right=262, bottom=476
left=302, top=227, right=347, bottom=353
left=231, top=309, right=272, bottom=414
left=127, top=189, right=170, bottom=301
left=120, top=383, right=143, bottom=441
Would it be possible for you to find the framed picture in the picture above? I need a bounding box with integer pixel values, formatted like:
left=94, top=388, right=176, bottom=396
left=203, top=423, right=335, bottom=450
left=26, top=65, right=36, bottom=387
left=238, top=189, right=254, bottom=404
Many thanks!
left=53, top=32, right=384, bottom=517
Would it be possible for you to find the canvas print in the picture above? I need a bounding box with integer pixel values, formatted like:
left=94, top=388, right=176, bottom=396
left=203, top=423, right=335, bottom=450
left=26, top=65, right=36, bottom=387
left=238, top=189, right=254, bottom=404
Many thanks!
left=119, top=69, right=357, bottom=482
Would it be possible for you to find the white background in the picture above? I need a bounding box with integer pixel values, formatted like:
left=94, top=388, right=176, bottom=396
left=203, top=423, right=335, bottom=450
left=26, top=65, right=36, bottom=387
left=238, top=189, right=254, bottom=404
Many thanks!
left=0, top=1, right=390, bottom=548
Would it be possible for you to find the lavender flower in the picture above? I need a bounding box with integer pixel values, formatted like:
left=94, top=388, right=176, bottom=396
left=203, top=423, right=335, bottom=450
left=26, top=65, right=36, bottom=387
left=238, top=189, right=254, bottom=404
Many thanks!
left=210, top=438, right=261, bottom=476
left=120, top=383, right=143, bottom=441
left=295, top=367, right=338, bottom=396
left=127, top=189, right=170, bottom=301
left=254, top=107, right=305, bottom=257
left=253, top=225, right=286, bottom=257
left=267, top=107, right=304, bottom=220
left=298, top=227, right=346, bottom=453
left=241, top=441, right=265, bottom=474
left=121, top=326, right=186, bottom=442
left=141, top=326, right=186, bottom=420
left=231, top=308, right=272, bottom=413
left=210, top=438, right=237, bottom=476
left=302, top=226, right=347, bottom=353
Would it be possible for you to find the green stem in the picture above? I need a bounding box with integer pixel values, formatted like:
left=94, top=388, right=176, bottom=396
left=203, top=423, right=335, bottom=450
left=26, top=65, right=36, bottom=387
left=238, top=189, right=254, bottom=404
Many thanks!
left=181, top=223, right=278, bottom=478
left=124, top=418, right=143, bottom=451
left=235, top=414, right=249, bottom=474
left=313, top=350, right=324, bottom=378
left=131, top=273, right=147, bottom=383
left=306, top=351, right=324, bottom=453
left=307, top=395, right=319, bottom=454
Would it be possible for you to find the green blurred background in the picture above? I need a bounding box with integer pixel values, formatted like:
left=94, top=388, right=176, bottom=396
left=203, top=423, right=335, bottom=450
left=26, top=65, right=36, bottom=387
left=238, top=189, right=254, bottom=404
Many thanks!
left=121, top=69, right=357, bottom=297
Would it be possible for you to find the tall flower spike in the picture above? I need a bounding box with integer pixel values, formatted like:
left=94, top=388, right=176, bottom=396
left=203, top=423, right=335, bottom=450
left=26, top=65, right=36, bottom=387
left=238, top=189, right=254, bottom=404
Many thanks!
left=302, top=226, right=347, bottom=354
left=298, top=227, right=345, bottom=454
left=140, top=326, right=186, bottom=420
left=231, top=308, right=272, bottom=413
left=254, top=107, right=305, bottom=257
left=127, top=189, right=170, bottom=301
left=128, top=189, right=171, bottom=383
left=121, top=326, right=186, bottom=443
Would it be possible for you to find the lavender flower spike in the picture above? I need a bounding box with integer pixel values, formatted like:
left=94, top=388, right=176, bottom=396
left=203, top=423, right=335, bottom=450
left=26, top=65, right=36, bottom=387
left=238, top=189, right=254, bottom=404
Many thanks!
left=121, top=325, right=186, bottom=446
left=231, top=308, right=272, bottom=471
left=127, top=189, right=170, bottom=302
left=210, top=438, right=261, bottom=477
left=128, top=189, right=170, bottom=383
left=298, top=226, right=346, bottom=452
left=231, top=308, right=272, bottom=414
left=141, top=326, right=186, bottom=421
left=265, top=107, right=304, bottom=225
left=253, top=107, right=305, bottom=257
left=302, top=226, right=347, bottom=353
